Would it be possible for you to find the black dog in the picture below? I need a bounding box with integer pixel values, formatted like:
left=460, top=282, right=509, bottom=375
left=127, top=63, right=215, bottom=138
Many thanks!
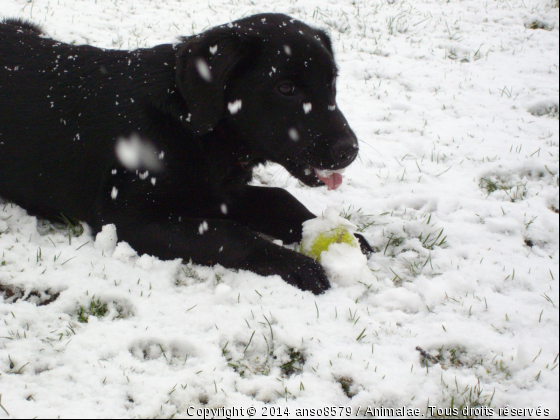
left=0, top=14, right=371, bottom=294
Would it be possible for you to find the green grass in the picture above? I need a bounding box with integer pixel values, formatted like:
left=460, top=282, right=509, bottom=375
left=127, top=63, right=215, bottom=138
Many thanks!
left=336, top=376, right=356, bottom=399
left=280, top=349, right=306, bottom=377
left=78, top=296, right=108, bottom=323
left=480, top=178, right=528, bottom=202
left=419, top=228, right=448, bottom=250
left=339, top=206, right=376, bottom=233
left=526, top=19, right=553, bottom=31
left=383, top=233, right=405, bottom=256
left=59, top=214, right=84, bottom=245
left=429, top=379, right=495, bottom=419
left=225, top=327, right=306, bottom=380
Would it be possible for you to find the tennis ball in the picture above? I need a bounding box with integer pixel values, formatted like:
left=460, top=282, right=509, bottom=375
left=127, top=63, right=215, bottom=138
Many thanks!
left=300, top=226, right=359, bottom=262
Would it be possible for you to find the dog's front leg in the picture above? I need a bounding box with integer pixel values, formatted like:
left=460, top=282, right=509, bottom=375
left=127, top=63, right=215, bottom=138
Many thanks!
left=226, top=186, right=375, bottom=255
left=96, top=213, right=330, bottom=294
left=226, top=186, right=314, bottom=244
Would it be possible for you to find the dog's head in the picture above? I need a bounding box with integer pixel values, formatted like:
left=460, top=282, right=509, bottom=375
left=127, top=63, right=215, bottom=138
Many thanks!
left=176, top=13, right=358, bottom=190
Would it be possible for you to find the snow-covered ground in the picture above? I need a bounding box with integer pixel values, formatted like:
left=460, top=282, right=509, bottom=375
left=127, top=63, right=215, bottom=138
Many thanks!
left=1, top=0, right=559, bottom=417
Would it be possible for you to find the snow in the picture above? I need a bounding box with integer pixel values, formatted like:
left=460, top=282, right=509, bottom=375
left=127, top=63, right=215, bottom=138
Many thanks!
left=288, top=127, right=300, bottom=141
left=94, top=224, right=118, bottom=254
left=195, top=58, right=212, bottom=82
left=228, top=99, right=243, bottom=115
left=1, top=0, right=559, bottom=418
left=115, top=134, right=163, bottom=172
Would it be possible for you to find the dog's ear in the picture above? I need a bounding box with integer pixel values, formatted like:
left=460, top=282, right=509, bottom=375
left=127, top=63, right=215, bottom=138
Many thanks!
left=315, top=29, right=334, bottom=58
left=176, top=28, right=258, bottom=135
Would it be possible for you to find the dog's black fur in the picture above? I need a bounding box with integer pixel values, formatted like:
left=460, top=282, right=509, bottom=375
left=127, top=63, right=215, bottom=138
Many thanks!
left=0, top=14, right=372, bottom=294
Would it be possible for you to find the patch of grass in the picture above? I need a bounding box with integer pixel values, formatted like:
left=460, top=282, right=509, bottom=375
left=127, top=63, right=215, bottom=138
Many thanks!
left=59, top=214, right=84, bottom=245
left=0, top=284, right=60, bottom=306
left=227, top=352, right=271, bottom=378
left=431, top=379, right=495, bottom=419
left=417, top=346, right=512, bottom=380
left=480, top=178, right=502, bottom=194
left=35, top=215, right=84, bottom=245
left=0, top=283, right=20, bottom=303
left=403, top=257, right=424, bottom=277
left=419, top=228, right=447, bottom=250
left=224, top=325, right=275, bottom=378
left=175, top=264, right=205, bottom=286
left=336, top=376, right=357, bottom=399
left=339, top=206, right=376, bottom=233
left=225, top=329, right=306, bottom=380
left=525, top=19, right=554, bottom=31
left=529, top=103, right=559, bottom=118
left=280, top=349, right=306, bottom=377
left=480, top=178, right=527, bottom=202
left=78, top=296, right=108, bottom=323
left=383, top=233, right=405, bottom=256
left=417, top=346, right=466, bottom=369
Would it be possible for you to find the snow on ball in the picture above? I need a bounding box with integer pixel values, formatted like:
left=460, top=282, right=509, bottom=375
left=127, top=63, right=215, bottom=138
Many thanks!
left=320, top=243, right=369, bottom=287
left=300, top=226, right=358, bottom=261
left=299, top=208, right=359, bottom=262
left=299, top=208, right=372, bottom=287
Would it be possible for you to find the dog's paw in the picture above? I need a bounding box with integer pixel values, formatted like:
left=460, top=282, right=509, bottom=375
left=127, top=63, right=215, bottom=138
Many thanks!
left=281, top=254, right=331, bottom=295
left=354, top=233, right=374, bottom=257
left=243, top=245, right=331, bottom=295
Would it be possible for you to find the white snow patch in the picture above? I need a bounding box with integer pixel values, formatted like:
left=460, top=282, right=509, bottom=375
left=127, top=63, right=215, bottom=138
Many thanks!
left=288, top=128, right=300, bottom=141
left=115, top=134, right=163, bottom=172
left=112, top=241, right=138, bottom=262
left=94, top=224, right=118, bottom=254
left=195, top=58, right=212, bottom=82
left=228, top=99, right=242, bottom=115
left=198, top=221, right=209, bottom=235
left=303, top=102, right=312, bottom=114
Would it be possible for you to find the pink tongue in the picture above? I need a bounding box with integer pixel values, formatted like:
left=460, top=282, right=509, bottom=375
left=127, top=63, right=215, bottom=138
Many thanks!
left=314, top=168, right=343, bottom=190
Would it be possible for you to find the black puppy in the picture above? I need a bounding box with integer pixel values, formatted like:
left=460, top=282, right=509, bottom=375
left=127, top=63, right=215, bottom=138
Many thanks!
left=0, top=14, right=371, bottom=294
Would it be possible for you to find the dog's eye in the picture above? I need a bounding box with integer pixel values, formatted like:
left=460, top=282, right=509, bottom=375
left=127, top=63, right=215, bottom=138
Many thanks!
left=278, top=82, right=296, bottom=96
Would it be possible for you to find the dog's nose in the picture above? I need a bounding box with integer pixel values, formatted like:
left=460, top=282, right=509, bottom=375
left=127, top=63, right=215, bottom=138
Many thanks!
left=330, top=137, right=358, bottom=167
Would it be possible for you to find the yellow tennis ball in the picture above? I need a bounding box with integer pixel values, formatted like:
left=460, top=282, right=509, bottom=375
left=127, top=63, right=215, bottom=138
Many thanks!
left=300, top=227, right=359, bottom=262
